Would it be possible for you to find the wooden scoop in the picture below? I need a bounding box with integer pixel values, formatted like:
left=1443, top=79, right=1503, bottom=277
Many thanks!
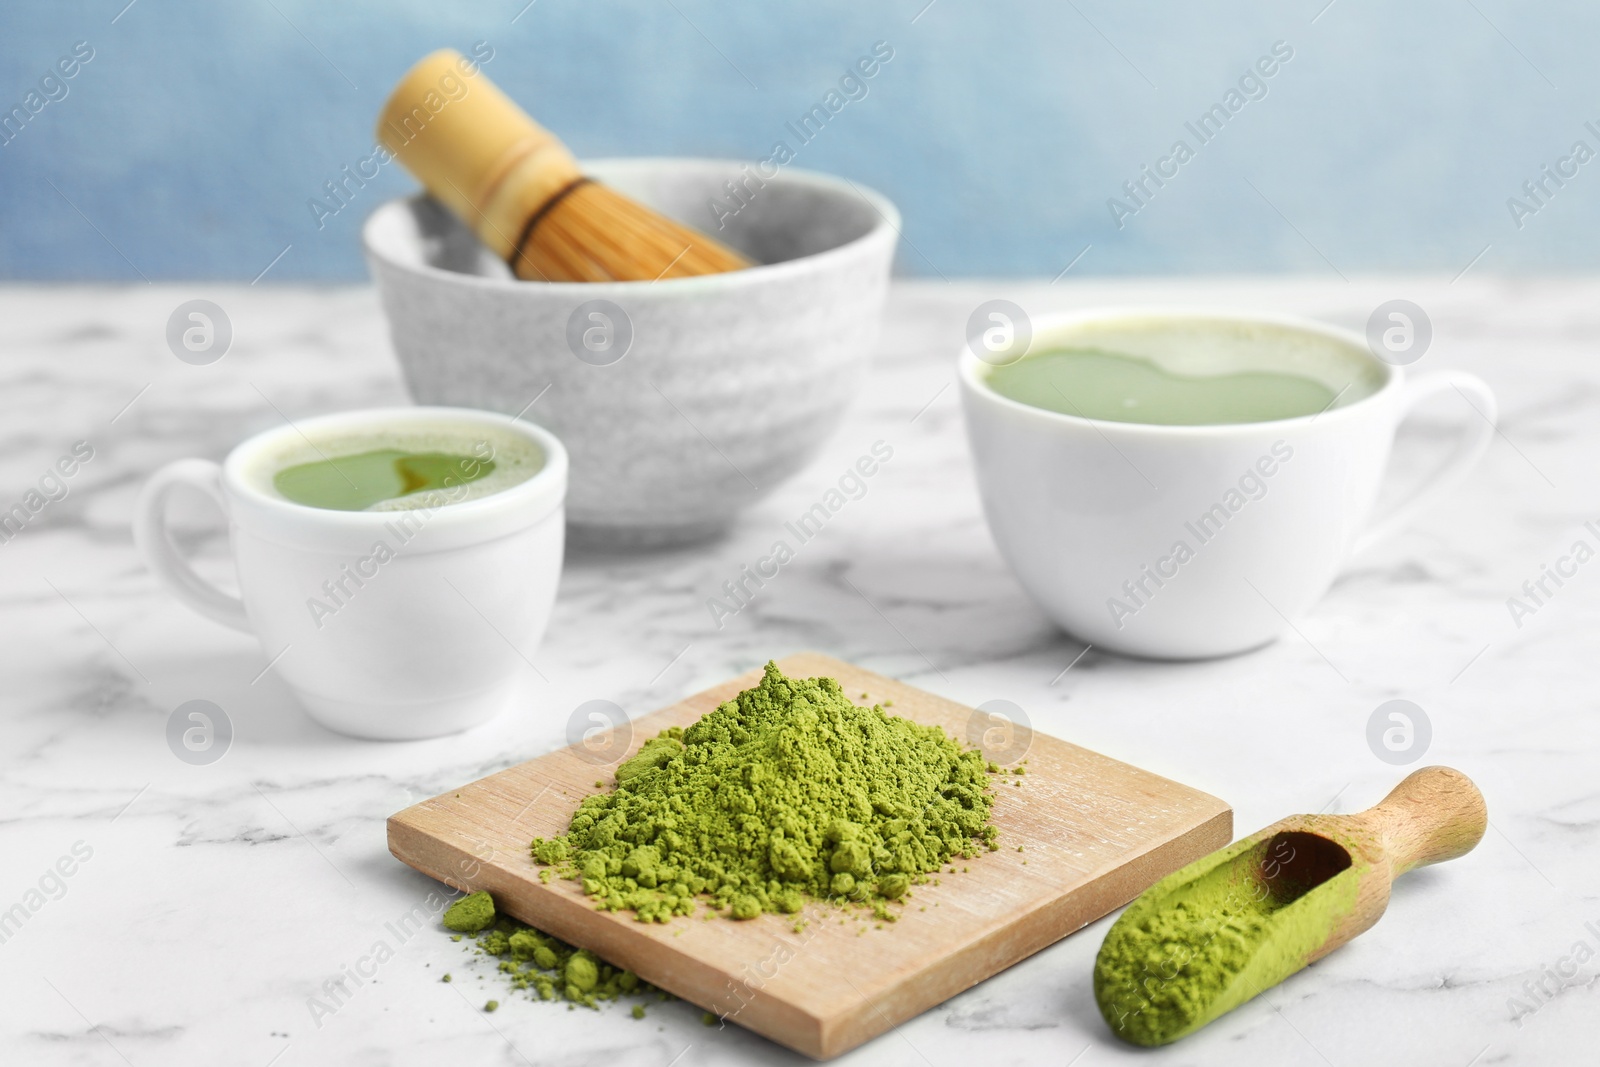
left=1094, top=766, right=1487, bottom=1046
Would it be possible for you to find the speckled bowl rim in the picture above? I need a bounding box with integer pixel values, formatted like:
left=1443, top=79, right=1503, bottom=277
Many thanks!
left=361, top=157, right=901, bottom=295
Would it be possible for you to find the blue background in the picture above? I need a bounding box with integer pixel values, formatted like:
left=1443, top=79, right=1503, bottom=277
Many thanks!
left=1, top=0, right=1593, bottom=280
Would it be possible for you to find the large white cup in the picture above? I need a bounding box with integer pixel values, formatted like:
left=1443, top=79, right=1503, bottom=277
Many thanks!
left=959, top=309, right=1497, bottom=659
left=134, top=407, right=567, bottom=738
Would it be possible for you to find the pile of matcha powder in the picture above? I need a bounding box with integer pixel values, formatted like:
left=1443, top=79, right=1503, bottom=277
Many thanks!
left=532, top=663, right=999, bottom=922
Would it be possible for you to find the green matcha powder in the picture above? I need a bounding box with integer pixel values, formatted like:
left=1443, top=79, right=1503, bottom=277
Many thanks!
left=532, top=663, right=999, bottom=922
left=1093, top=835, right=1357, bottom=1046
left=442, top=891, right=667, bottom=1012
left=442, top=663, right=1000, bottom=1015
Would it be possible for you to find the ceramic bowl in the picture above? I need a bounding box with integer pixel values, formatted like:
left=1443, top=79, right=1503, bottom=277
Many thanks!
left=363, top=158, right=899, bottom=547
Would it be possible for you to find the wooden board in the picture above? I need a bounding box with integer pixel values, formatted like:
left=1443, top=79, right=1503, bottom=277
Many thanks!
left=388, top=652, right=1231, bottom=1059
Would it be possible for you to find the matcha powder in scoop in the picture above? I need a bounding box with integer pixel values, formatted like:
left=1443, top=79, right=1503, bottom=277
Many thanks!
left=532, top=663, right=999, bottom=922
left=1093, top=834, right=1359, bottom=1046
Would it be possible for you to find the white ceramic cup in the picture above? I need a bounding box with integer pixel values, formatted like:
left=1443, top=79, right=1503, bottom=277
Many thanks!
left=959, top=309, right=1498, bottom=659
left=134, top=407, right=568, bottom=739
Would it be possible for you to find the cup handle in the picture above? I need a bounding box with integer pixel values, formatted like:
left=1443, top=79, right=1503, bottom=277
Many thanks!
left=1351, top=370, right=1498, bottom=555
left=133, top=459, right=252, bottom=632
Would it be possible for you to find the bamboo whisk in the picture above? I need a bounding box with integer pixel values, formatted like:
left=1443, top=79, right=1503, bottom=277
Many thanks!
left=377, top=50, right=752, bottom=283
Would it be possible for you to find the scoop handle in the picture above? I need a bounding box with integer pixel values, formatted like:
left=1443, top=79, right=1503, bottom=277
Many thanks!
left=1361, top=766, right=1487, bottom=876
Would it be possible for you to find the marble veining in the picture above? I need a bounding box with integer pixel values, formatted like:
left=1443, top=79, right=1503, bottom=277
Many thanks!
left=1, top=278, right=1596, bottom=1065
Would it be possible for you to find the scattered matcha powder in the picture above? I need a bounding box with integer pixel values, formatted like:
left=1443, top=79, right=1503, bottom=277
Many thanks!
left=442, top=890, right=496, bottom=933
left=441, top=891, right=665, bottom=1014
left=531, top=663, right=998, bottom=923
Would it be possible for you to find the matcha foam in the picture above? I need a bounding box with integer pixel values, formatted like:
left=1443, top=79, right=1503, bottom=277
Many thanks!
left=249, top=422, right=544, bottom=512
left=532, top=663, right=999, bottom=922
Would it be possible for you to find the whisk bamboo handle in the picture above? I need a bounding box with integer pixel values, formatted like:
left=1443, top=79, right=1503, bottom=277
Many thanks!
left=377, top=50, right=750, bottom=282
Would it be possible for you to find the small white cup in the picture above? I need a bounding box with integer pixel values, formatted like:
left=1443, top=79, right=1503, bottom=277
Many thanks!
left=960, top=309, right=1498, bottom=660
left=134, top=406, right=568, bottom=738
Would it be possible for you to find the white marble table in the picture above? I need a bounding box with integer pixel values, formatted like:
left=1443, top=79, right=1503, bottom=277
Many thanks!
left=2, top=278, right=1595, bottom=1066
